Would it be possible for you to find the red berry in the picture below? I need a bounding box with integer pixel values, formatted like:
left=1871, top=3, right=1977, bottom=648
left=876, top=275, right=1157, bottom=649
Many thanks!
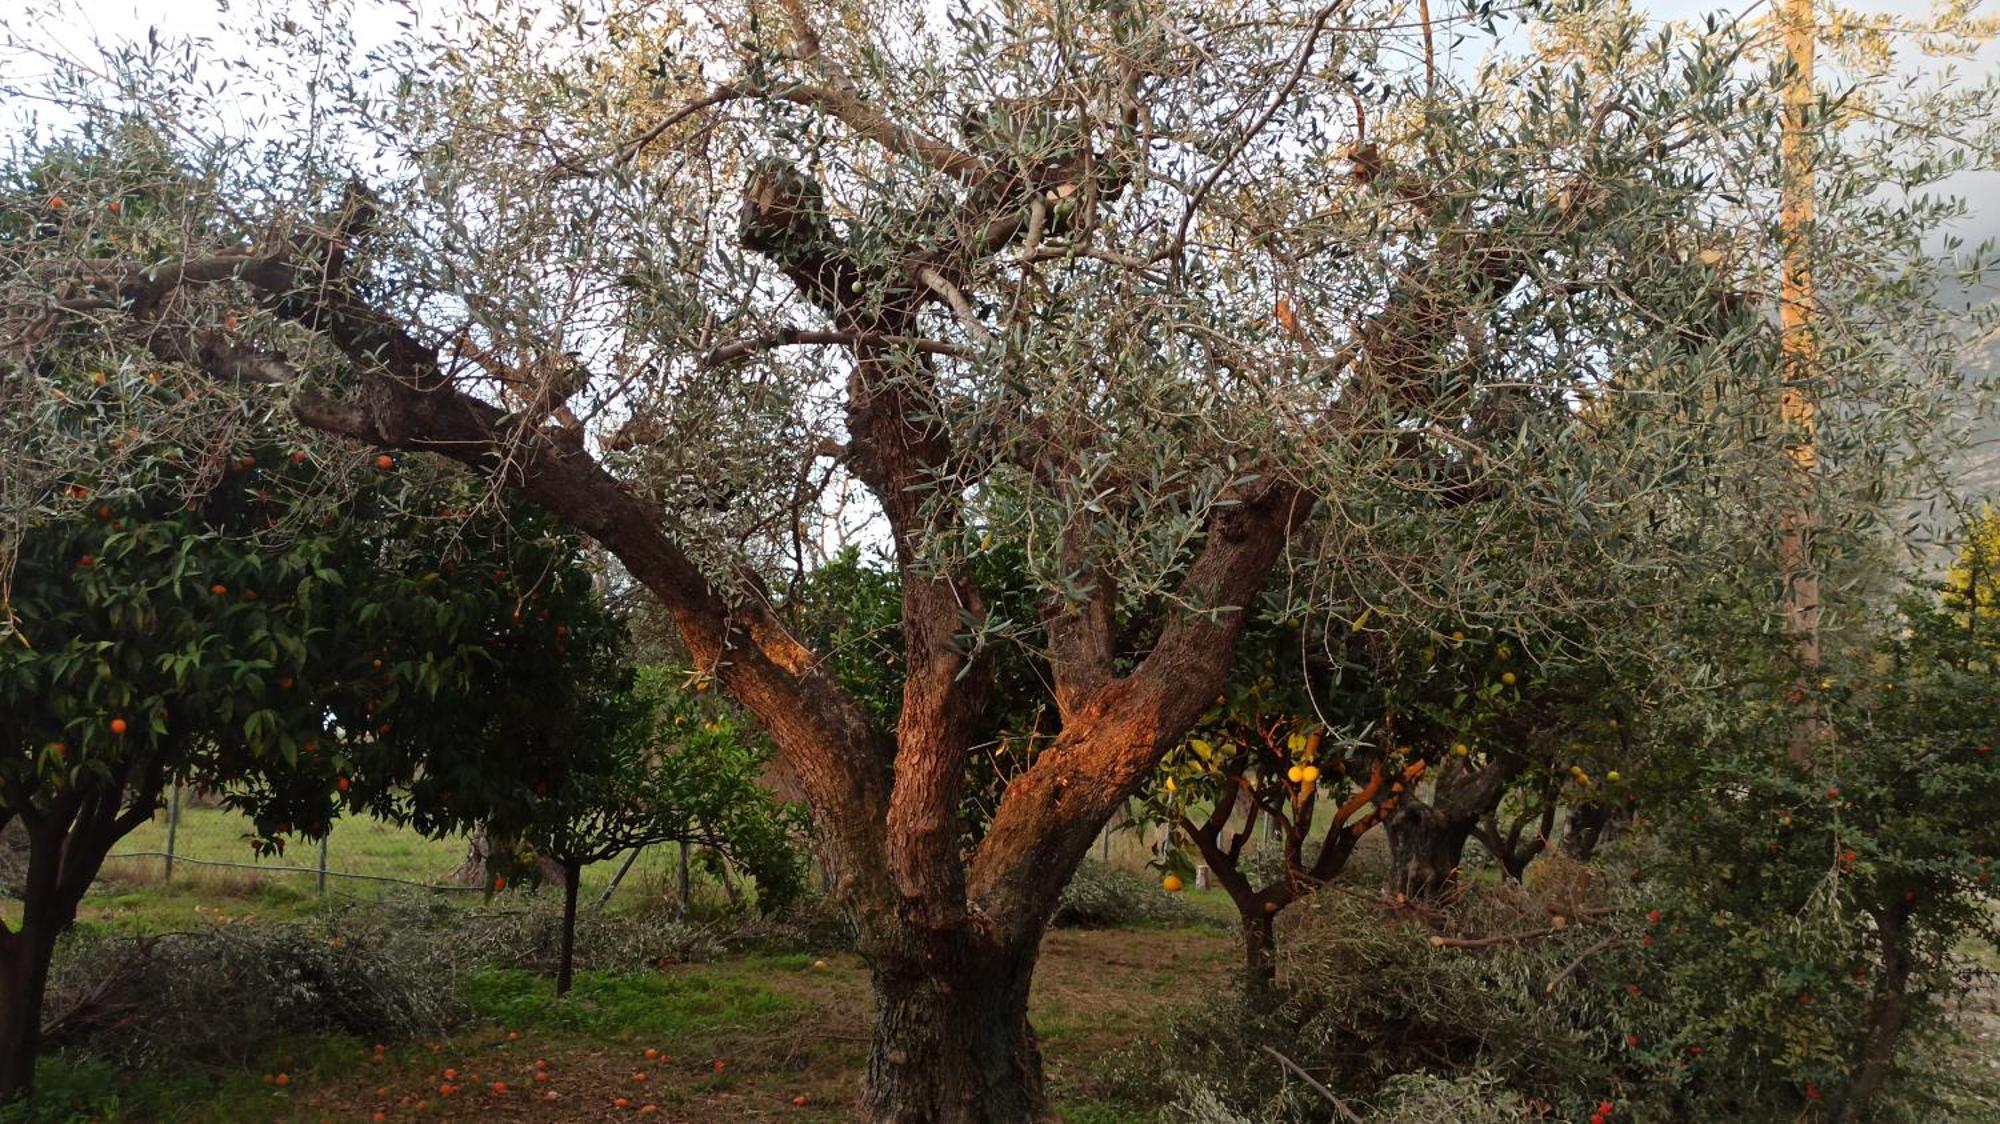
left=1647, top=909, right=1662, bottom=925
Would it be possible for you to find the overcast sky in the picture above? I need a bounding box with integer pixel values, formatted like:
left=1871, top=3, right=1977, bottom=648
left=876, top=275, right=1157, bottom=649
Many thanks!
left=8, top=0, right=1996, bottom=247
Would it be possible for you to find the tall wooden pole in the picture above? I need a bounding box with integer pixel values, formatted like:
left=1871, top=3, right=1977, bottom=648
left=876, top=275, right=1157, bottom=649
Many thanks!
left=1780, top=0, right=1822, bottom=765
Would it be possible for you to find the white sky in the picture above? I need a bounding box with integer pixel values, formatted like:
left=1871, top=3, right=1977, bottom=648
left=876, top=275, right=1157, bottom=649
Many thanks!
left=8, top=0, right=1995, bottom=246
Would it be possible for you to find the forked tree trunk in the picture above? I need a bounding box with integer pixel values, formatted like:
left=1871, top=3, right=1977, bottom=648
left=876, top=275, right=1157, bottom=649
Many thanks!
left=1562, top=802, right=1618, bottom=861
left=555, top=860, right=582, bottom=996
left=861, top=932, right=1044, bottom=1123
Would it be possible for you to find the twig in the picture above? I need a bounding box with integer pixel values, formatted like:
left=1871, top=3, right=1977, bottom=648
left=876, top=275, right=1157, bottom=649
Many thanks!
left=1170, top=3, right=1344, bottom=282
left=915, top=266, right=995, bottom=344
left=1429, top=919, right=1575, bottom=949
left=1544, top=933, right=1625, bottom=995
left=703, top=328, right=971, bottom=367
left=1259, top=1045, right=1364, bottom=1124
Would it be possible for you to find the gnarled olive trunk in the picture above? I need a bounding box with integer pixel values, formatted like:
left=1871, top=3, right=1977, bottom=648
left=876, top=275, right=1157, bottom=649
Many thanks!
left=1384, top=755, right=1522, bottom=902
left=860, top=929, right=1045, bottom=1123
left=1383, top=805, right=1479, bottom=901
left=1561, top=801, right=1621, bottom=861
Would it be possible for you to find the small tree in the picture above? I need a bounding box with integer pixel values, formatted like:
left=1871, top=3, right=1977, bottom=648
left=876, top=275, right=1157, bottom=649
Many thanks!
left=0, top=370, right=589, bottom=1100
left=518, top=666, right=806, bottom=995
left=1616, top=567, right=2000, bottom=1122
left=1153, top=608, right=1629, bottom=995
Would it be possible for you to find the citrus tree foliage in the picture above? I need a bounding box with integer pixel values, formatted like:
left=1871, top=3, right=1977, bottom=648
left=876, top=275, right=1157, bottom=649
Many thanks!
left=1144, top=596, right=1641, bottom=987
left=507, top=663, right=806, bottom=993
left=1, top=0, right=1993, bottom=1115
left=0, top=344, right=604, bottom=1099
left=517, top=664, right=807, bottom=906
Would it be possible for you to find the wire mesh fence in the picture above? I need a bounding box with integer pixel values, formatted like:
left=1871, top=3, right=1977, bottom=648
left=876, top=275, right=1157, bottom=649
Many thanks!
left=97, top=785, right=723, bottom=909
left=91, top=788, right=1227, bottom=909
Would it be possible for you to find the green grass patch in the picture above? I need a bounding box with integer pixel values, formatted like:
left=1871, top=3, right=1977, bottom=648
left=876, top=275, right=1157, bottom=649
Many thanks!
left=463, top=964, right=794, bottom=1039
left=1055, top=1100, right=1153, bottom=1124
left=1, top=1034, right=364, bottom=1124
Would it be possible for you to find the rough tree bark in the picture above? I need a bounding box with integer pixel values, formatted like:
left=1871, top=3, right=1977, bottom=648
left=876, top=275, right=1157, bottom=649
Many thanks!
left=1834, top=901, right=1915, bottom=1123
left=1472, top=775, right=1561, bottom=882
left=1561, top=802, right=1621, bottom=862
left=453, top=823, right=564, bottom=888
left=1383, top=756, right=1521, bottom=902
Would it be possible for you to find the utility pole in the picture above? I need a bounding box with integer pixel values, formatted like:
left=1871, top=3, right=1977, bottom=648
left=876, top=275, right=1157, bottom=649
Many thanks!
left=1780, top=0, right=1822, bottom=766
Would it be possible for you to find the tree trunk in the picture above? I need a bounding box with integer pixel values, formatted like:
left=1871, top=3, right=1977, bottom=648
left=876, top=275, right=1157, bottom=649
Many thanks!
left=1834, top=903, right=1914, bottom=1122
left=0, top=926, right=56, bottom=1104
left=1562, top=803, right=1617, bottom=861
left=1384, top=805, right=1476, bottom=902
left=861, top=934, right=1045, bottom=1123
left=455, top=823, right=563, bottom=888
left=556, top=860, right=582, bottom=997
left=1240, top=908, right=1278, bottom=1003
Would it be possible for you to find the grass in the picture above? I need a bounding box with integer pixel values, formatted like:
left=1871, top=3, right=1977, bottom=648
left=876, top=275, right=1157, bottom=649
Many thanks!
left=5, top=924, right=1233, bottom=1122
left=463, top=965, right=795, bottom=1039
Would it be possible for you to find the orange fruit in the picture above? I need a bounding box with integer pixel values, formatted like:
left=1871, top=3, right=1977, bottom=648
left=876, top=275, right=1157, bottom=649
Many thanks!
left=376, top=454, right=394, bottom=471
left=491, top=1081, right=507, bottom=1094
left=274, top=1073, right=289, bottom=1086
left=643, top=1048, right=658, bottom=1061
left=614, top=1098, right=631, bottom=1109
left=108, top=717, right=128, bottom=736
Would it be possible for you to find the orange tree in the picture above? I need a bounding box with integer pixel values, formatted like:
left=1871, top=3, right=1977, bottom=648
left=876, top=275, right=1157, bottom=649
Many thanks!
left=0, top=356, right=601, bottom=1100
left=1150, top=604, right=1634, bottom=994
left=8, top=4, right=1985, bottom=1115
left=513, top=665, right=807, bottom=996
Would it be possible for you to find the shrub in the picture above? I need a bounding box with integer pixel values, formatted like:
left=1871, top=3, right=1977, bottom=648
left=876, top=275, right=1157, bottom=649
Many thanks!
left=43, top=908, right=465, bottom=1068
left=1099, top=881, right=1621, bottom=1122
left=1053, top=860, right=1207, bottom=929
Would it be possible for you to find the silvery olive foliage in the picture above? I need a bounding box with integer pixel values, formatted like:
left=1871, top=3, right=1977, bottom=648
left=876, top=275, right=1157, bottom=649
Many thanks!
left=3, top=0, right=1989, bottom=676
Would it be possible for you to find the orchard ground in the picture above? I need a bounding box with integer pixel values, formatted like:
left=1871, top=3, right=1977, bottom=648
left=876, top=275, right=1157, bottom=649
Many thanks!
left=14, top=806, right=1999, bottom=1122
left=3, top=805, right=1239, bottom=1123
left=22, top=926, right=1234, bottom=1123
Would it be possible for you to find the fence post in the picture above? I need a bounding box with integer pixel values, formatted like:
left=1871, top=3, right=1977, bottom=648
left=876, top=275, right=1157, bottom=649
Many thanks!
left=596, top=846, right=644, bottom=910
left=317, top=831, right=329, bottom=895
left=163, top=782, right=181, bottom=884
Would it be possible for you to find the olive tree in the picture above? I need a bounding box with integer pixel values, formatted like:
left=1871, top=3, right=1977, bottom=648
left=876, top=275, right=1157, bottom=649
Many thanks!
left=4, top=0, right=1988, bottom=1116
